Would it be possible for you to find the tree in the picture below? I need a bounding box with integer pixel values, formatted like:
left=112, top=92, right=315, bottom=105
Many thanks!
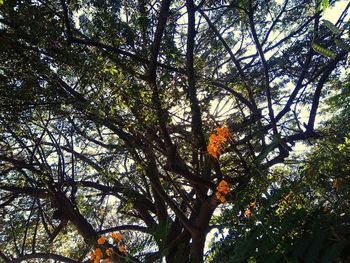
left=0, top=0, right=349, bottom=262
left=207, top=74, right=350, bottom=262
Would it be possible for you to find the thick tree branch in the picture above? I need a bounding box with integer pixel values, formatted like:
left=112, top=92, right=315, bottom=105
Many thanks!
left=98, top=225, right=149, bottom=235
left=49, top=190, right=98, bottom=244
left=0, top=194, right=18, bottom=208
left=148, top=0, right=174, bottom=149
left=0, top=185, right=48, bottom=198
left=145, top=157, right=169, bottom=225
left=0, top=155, right=41, bottom=174
left=146, top=157, right=194, bottom=234
left=186, top=0, right=206, bottom=150
left=275, top=49, right=314, bottom=122
left=307, top=52, right=347, bottom=131
left=248, top=4, right=278, bottom=135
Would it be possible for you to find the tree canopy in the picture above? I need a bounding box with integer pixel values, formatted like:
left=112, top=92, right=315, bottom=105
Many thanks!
left=0, top=0, right=350, bottom=262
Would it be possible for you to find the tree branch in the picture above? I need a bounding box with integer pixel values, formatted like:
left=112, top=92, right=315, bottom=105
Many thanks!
left=307, top=52, right=347, bottom=131
left=186, top=0, right=206, bottom=150
left=147, top=0, right=174, bottom=149
left=8, top=253, right=81, bottom=263
left=210, top=81, right=261, bottom=116
left=59, top=0, right=184, bottom=74
left=98, top=225, right=149, bottom=235
left=248, top=4, right=278, bottom=135
left=0, top=185, right=48, bottom=198
left=275, top=49, right=314, bottom=122
left=198, top=8, right=258, bottom=110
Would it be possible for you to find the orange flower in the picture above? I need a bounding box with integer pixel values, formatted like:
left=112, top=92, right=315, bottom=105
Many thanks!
left=207, top=127, right=231, bottom=158
left=111, top=232, right=123, bottom=240
left=105, top=247, right=114, bottom=257
left=118, top=244, right=127, bottom=253
left=93, top=248, right=102, bottom=263
left=216, top=127, right=230, bottom=139
left=89, top=251, right=96, bottom=261
left=95, top=248, right=103, bottom=258
left=215, top=192, right=226, bottom=203
left=97, top=236, right=106, bottom=245
left=104, top=259, right=111, bottom=263
left=207, top=144, right=219, bottom=158
left=244, top=208, right=252, bottom=218
left=217, top=180, right=229, bottom=194
left=215, top=180, right=229, bottom=203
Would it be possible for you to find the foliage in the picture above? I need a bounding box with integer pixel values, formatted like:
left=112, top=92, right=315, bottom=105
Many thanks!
left=207, top=72, right=350, bottom=263
left=0, top=0, right=349, bottom=262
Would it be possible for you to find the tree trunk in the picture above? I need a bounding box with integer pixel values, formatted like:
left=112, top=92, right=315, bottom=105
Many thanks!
left=189, top=197, right=218, bottom=263
left=189, top=230, right=206, bottom=263
left=165, top=227, right=191, bottom=263
left=166, top=241, right=191, bottom=263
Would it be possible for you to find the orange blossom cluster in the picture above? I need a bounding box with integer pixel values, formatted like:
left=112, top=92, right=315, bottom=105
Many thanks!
left=90, top=232, right=125, bottom=263
left=244, top=201, right=257, bottom=218
left=207, top=127, right=231, bottom=158
left=215, top=179, right=230, bottom=203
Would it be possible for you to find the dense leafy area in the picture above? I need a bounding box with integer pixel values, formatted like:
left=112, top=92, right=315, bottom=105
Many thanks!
left=0, top=0, right=349, bottom=262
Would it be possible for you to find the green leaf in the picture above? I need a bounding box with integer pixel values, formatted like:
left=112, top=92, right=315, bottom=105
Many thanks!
left=322, top=20, right=340, bottom=35
left=335, top=39, right=350, bottom=51
left=311, top=42, right=336, bottom=59
left=322, top=0, right=329, bottom=10
left=316, top=0, right=329, bottom=12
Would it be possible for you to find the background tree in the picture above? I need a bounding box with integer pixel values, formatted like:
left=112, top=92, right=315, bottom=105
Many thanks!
left=0, top=0, right=349, bottom=262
